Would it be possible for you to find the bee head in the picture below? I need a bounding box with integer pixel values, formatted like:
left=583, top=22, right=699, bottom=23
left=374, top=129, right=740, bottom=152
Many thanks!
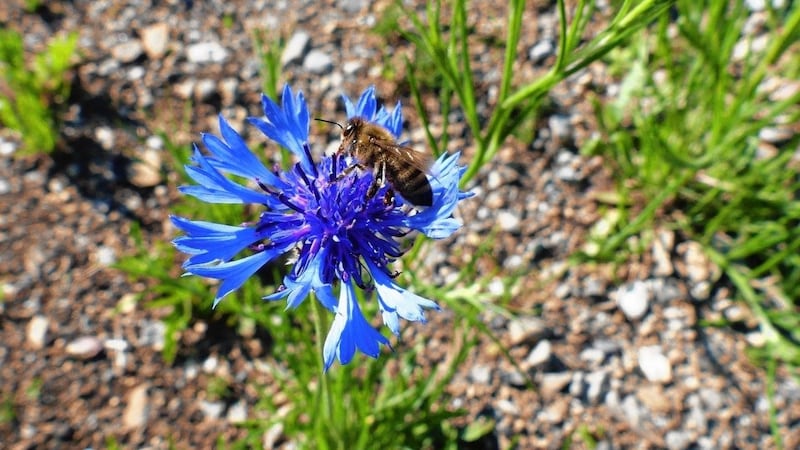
left=343, top=118, right=364, bottom=139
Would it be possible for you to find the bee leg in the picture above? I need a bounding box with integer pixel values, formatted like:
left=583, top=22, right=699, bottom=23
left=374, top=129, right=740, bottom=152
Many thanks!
left=332, top=162, right=366, bottom=183
left=383, top=188, right=395, bottom=205
left=366, top=182, right=379, bottom=199
left=366, top=162, right=387, bottom=200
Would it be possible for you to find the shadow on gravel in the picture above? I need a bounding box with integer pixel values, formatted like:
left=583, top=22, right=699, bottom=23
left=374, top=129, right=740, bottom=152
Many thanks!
left=49, top=80, right=158, bottom=224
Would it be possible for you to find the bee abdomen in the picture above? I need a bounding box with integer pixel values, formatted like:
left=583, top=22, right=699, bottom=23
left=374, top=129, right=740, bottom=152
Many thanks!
left=387, top=164, right=433, bottom=206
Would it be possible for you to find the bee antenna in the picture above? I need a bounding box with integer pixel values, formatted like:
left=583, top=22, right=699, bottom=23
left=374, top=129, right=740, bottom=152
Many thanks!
left=315, top=118, right=343, bottom=130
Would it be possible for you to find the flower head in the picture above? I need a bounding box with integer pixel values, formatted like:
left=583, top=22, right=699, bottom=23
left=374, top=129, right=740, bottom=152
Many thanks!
left=172, top=84, right=471, bottom=370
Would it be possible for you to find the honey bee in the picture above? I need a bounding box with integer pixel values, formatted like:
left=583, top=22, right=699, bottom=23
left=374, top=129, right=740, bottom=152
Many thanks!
left=331, top=117, right=433, bottom=207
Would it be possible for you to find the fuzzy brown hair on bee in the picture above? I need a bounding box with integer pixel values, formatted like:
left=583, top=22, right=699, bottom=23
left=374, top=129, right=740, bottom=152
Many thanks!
left=331, top=117, right=434, bottom=207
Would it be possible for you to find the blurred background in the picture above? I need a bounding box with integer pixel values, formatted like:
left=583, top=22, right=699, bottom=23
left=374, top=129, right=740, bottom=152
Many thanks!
left=1, top=0, right=799, bottom=448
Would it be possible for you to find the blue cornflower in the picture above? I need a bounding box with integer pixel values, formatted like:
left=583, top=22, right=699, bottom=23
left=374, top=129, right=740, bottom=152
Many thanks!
left=171, top=84, right=471, bottom=370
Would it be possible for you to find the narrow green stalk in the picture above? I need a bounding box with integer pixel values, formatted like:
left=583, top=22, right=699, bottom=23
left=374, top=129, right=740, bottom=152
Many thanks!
left=453, top=0, right=479, bottom=137
left=310, top=295, right=334, bottom=445
left=554, top=0, right=570, bottom=71
left=503, top=0, right=670, bottom=110
left=498, top=0, right=524, bottom=101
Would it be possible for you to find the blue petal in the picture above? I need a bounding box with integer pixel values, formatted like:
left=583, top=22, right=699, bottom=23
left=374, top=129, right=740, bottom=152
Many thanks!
left=365, top=259, right=439, bottom=335
left=383, top=100, right=404, bottom=137
left=264, top=246, right=336, bottom=311
left=344, top=85, right=377, bottom=119
left=184, top=249, right=286, bottom=308
left=181, top=148, right=277, bottom=206
left=248, top=85, right=312, bottom=172
left=371, top=100, right=403, bottom=138
left=282, top=84, right=310, bottom=144
left=323, top=281, right=391, bottom=371
left=202, top=116, right=288, bottom=190
left=171, top=216, right=261, bottom=266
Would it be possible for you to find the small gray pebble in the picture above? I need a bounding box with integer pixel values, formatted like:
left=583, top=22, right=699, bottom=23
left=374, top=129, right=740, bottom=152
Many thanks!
left=529, top=39, right=555, bottom=63
left=337, top=0, right=367, bottom=13
left=569, top=371, right=585, bottom=397
left=199, top=400, right=224, bottom=419
left=540, top=372, right=572, bottom=397
left=548, top=115, right=572, bottom=139
left=469, top=364, right=492, bottom=384
left=621, top=395, right=642, bottom=427
left=139, top=320, right=166, bottom=350
left=585, top=370, right=610, bottom=404
left=665, top=430, right=692, bottom=450
left=111, top=40, right=143, bottom=63
left=507, top=316, right=547, bottom=345
left=95, top=246, right=116, bottom=266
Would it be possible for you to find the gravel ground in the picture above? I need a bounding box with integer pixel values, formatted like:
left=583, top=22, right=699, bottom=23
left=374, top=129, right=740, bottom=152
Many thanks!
left=2, top=0, right=799, bottom=449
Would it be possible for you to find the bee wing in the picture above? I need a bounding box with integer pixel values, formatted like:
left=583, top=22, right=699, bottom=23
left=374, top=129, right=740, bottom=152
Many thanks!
left=375, top=140, right=433, bottom=172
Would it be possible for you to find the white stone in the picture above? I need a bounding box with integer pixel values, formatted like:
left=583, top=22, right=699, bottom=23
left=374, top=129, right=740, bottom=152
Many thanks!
left=507, top=317, right=546, bottom=346
left=548, top=115, right=572, bottom=139
left=615, top=280, right=650, bottom=320
left=637, top=345, right=672, bottom=383
left=200, top=400, right=224, bottom=419
left=129, top=148, right=162, bottom=188
left=525, top=339, right=552, bottom=368
left=621, top=395, right=642, bottom=427
left=585, top=370, right=609, bottom=404
left=94, top=126, right=115, bottom=150
left=187, top=42, right=230, bottom=64
left=194, top=78, right=217, bottom=101
left=111, top=40, right=143, bottom=63
left=95, top=245, right=116, bottom=266
left=540, top=372, right=572, bottom=398
left=66, top=336, right=104, bottom=359
left=122, top=384, right=150, bottom=429
left=27, top=315, right=49, bottom=349
left=469, top=364, right=492, bottom=384
left=227, top=400, right=247, bottom=423
left=141, top=23, right=169, bottom=59
left=104, top=338, right=130, bottom=352
left=281, top=31, right=310, bottom=66
left=497, top=211, right=520, bottom=232
left=303, top=49, right=333, bottom=74
left=145, top=135, right=164, bottom=150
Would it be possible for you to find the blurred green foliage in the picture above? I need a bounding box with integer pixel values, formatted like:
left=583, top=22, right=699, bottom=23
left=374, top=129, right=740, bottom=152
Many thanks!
left=0, top=28, right=78, bottom=155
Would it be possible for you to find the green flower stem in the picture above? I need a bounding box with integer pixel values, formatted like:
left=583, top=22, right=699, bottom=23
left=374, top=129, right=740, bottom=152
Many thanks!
left=310, top=295, right=334, bottom=437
